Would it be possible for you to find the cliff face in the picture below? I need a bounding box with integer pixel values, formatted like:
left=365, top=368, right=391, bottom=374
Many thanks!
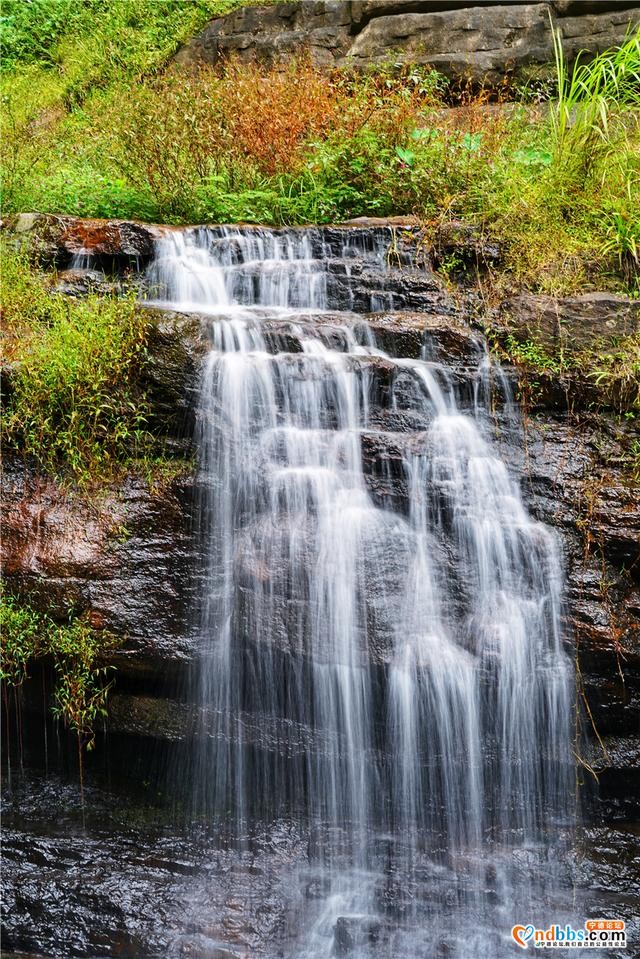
left=176, top=1, right=640, bottom=83
left=2, top=212, right=639, bottom=959
left=2, top=216, right=638, bottom=820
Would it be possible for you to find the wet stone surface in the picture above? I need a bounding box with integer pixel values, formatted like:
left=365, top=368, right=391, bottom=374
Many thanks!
left=1, top=771, right=301, bottom=959
left=3, top=769, right=639, bottom=959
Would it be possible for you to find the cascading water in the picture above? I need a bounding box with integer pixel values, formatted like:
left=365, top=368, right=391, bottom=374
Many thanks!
left=147, top=227, right=576, bottom=958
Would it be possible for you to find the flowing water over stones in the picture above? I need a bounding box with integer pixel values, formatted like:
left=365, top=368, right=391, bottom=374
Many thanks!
left=144, top=226, right=576, bottom=958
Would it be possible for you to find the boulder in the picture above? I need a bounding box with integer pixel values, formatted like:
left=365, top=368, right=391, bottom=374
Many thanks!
left=4, top=213, right=167, bottom=270
left=499, top=292, right=640, bottom=354
left=176, top=1, right=640, bottom=83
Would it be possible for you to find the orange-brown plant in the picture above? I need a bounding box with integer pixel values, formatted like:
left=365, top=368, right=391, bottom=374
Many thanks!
left=218, top=56, right=339, bottom=175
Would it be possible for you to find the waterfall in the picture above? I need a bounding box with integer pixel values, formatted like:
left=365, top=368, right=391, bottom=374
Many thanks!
left=147, top=227, right=575, bottom=959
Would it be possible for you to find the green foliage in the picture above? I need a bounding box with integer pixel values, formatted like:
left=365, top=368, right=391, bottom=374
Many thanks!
left=502, top=335, right=567, bottom=375
left=1, top=8, right=639, bottom=293
left=48, top=617, right=116, bottom=750
left=2, top=245, right=152, bottom=481
left=1, top=595, right=117, bottom=750
left=0, top=598, right=43, bottom=686
left=550, top=23, right=640, bottom=167
left=601, top=209, right=640, bottom=286
left=512, top=147, right=552, bottom=168
left=0, top=0, right=263, bottom=210
left=1, top=0, right=259, bottom=77
left=0, top=0, right=84, bottom=68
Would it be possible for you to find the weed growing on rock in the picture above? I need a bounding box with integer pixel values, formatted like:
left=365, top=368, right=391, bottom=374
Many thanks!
left=1, top=594, right=118, bottom=793
left=1, top=245, right=153, bottom=481
left=590, top=333, right=640, bottom=414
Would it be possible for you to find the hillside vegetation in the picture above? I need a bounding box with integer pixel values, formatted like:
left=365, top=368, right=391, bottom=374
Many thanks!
left=1, top=1, right=638, bottom=488
left=1, top=0, right=639, bottom=293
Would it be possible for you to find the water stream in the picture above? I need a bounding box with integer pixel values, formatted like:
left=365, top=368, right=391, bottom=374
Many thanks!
left=144, top=226, right=576, bottom=958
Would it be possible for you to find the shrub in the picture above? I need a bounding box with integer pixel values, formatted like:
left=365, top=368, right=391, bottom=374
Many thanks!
left=222, top=57, right=339, bottom=176
left=0, top=598, right=43, bottom=687
left=2, top=246, right=152, bottom=480
left=1, top=594, right=118, bottom=794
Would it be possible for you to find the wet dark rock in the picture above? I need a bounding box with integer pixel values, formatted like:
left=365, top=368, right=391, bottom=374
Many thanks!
left=324, top=259, right=448, bottom=313
left=177, top=942, right=242, bottom=959
left=577, top=822, right=640, bottom=907
left=1, top=360, right=18, bottom=409
left=3, top=766, right=638, bottom=958
left=234, top=506, right=424, bottom=668
left=520, top=416, right=640, bottom=574
left=334, top=915, right=384, bottom=956
left=368, top=311, right=479, bottom=360
left=254, top=310, right=475, bottom=361
left=5, top=216, right=454, bottom=318
left=108, top=689, right=326, bottom=757
left=516, top=413, right=640, bottom=744
left=176, top=1, right=640, bottom=83
left=498, top=292, right=639, bottom=354
left=3, top=213, right=639, bottom=959
left=305, top=876, right=332, bottom=899
left=433, top=220, right=501, bottom=273
left=310, top=220, right=425, bottom=265
left=1, top=456, right=200, bottom=690
left=108, top=694, right=197, bottom=742
left=485, top=295, right=638, bottom=414
left=1, top=771, right=301, bottom=959
left=5, top=212, right=166, bottom=271
left=141, top=309, right=210, bottom=448
left=48, top=267, right=125, bottom=297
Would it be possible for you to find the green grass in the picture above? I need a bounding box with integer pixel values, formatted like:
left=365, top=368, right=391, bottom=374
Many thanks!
left=0, top=0, right=258, bottom=77
left=0, top=0, right=262, bottom=214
